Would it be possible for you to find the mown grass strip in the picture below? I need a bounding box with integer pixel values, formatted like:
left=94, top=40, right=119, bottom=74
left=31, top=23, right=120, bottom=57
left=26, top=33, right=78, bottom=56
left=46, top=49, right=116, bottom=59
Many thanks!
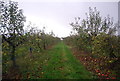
left=41, top=42, right=93, bottom=79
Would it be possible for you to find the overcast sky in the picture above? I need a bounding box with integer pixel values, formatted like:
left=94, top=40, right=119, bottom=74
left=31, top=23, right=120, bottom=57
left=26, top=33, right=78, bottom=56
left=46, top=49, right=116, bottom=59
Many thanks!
left=12, top=0, right=119, bottom=37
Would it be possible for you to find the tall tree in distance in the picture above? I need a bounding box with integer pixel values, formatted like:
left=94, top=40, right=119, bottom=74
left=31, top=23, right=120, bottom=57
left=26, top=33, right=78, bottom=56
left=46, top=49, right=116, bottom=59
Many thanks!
left=0, top=0, right=26, bottom=67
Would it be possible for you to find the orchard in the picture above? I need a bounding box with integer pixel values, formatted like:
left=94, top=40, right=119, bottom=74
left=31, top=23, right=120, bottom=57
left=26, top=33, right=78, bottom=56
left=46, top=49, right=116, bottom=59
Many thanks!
left=1, top=0, right=120, bottom=80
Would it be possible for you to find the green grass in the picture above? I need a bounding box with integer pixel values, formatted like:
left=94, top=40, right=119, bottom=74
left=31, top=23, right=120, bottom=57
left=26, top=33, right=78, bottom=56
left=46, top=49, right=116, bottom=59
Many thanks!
left=41, top=42, right=93, bottom=79
left=3, top=41, right=93, bottom=79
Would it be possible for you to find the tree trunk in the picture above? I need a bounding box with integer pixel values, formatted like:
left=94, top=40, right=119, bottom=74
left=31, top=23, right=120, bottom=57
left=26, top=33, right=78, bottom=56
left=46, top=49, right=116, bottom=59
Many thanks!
left=11, top=46, right=17, bottom=67
left=29, top=47, right=33, bottom=58
left=43, top=41, right=46, bottom=50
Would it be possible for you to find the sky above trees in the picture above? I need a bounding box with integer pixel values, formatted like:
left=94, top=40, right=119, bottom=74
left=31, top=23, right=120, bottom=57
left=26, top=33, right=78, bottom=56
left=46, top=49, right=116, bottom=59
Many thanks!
left=13, top=0, right=119, bottom=37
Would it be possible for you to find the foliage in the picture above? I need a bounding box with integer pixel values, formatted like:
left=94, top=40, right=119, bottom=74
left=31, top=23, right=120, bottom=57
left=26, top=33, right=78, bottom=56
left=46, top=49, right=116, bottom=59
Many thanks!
left=70, top=7, right=116, bottom=37
left=1, top=0, right=60, bottom=70
left=63, top=7, right=120, bottom=79
left=92, top=33, right=119, bottom=58
left=66, top=7, right=119, bottom=56
left=0, top=0, right=26, bottom=66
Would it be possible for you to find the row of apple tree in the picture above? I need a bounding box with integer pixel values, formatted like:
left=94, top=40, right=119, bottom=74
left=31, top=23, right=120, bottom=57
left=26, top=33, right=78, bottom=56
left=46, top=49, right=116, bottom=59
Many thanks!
left=0, top=0, right=60, bottom=67
left=63, top=7, right=120, bottom=59
left=63, top=7, right=120, bottom=78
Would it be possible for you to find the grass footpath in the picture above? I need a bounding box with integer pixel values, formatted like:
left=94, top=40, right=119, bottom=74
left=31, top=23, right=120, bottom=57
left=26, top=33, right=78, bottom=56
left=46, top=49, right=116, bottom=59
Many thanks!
left=41, top=42, right=93, bottom=79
